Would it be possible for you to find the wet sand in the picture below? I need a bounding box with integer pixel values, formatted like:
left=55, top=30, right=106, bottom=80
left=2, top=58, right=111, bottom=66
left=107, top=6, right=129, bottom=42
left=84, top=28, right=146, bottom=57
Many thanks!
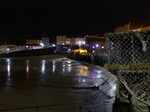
left=0, top=55, right=116, bottom=112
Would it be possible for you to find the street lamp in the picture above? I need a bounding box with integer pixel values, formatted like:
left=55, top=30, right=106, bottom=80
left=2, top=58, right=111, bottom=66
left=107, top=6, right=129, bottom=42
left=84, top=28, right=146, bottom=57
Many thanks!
left=96, top=44, right=99, bottom=47
left=40, top=43, right=44, bottom=47
left=7, top=48, right=9, bottom=51
left=83, top=41, right=85, bottom=44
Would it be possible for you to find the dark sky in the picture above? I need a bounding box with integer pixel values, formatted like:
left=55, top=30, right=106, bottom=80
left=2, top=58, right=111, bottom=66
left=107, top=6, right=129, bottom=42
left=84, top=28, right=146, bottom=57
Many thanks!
left=0, top=0, right=150, bottom=42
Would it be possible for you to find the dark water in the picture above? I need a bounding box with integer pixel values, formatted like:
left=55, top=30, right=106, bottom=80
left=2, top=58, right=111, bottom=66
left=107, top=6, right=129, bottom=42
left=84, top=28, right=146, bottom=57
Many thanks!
left=0, top=55, right=116, bottom=112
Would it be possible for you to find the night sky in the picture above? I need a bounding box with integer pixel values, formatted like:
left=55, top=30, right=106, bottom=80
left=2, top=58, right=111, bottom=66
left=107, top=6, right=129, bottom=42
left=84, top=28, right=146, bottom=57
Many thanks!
left=0, top=0, right=150, bottom=43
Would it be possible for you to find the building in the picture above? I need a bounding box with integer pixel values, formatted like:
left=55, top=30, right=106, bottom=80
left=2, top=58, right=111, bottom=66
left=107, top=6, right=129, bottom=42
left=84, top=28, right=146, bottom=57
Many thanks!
left=68, top=37, right=84, bottom=45
left=56, top=45, right=70, bottom=53
left=41, top=37, right=50, bottom=48
left=0, top=44, right=16, bottom=52
left=70, top=37, right=75, bottom=45
left=141, top=26, right=150, bottom=30
left=0, top=44, right=42, bottom=53
left=114, top=22, right=143, bottom=33
left=56, top=36, right=66, bottom=45
left=83, top=35, right=98, bottom=39
left=66, top=38, right=71, bottom=45
left=114, top=24, right=130, bottom=33
left=74, top=38, right=84, bottom=45
left=16, top=44, right=42, bottom=51
left=26, top=39, right=41, bottom=45
left=84, top=35, right=106, bottom=54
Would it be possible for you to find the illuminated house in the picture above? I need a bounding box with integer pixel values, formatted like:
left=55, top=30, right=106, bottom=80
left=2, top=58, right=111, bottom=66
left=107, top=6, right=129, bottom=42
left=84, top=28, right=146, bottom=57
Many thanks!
left=66, top=38, right=71, bottom=45
left=56, top=45, right=70, bottom=53
left=69, top=37, right=84, bottom=46
left=56, top=36, right=66, bottom=45
left=0, top=44, right=16, bottom=52
left=41, top=37, right=50, bottom=48
left=70, top=37, right=75, bottom=45
left=0, top=44, right=42, bottom=52
left=114, top=22, right=143, bottom=33
left=26, top=39, right=41, bottom=45
left=84, top=35, right=106, bottom=54
left=16, top=44, right=42, bottom=51
left=75, top=38, right=84, bottom=45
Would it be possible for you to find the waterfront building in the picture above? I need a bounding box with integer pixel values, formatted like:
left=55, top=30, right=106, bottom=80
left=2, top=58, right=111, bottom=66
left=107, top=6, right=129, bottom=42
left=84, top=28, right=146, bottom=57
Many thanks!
left=56, top=36, right=66, bottom=45
left=66, top=38, right=71, bottom=45
left=56, top=45, right=70, bottom=53
left=114, top=21, right=143, bottom=33
left=16, top=44, right=42, bottom=51
left=84, top=35, right=106, bottom=54
left=70, top=37, right=75, bottom=45
left=0, top=44, right=16, bottom=52
left=75, top=38, right=84, bottom=45
left=26, top=39, right=41, bottom=45
left=41, top=37, right=50, bottom=48
left=0, top=44, right=42, bottom=53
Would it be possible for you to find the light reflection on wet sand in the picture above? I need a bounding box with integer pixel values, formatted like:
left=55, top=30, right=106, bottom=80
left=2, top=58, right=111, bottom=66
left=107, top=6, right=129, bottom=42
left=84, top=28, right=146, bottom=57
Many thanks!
left=0, top=55, right=116, bottom=112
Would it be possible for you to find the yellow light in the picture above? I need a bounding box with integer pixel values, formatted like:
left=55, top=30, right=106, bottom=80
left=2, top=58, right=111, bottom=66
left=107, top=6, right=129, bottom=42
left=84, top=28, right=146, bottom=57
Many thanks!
left=72, top=49, right=87, bottom=54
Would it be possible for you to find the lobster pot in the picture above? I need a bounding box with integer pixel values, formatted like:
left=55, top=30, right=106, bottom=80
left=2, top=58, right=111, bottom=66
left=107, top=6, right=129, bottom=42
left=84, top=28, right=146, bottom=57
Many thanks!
left=106, top=31, right=150, bottom=65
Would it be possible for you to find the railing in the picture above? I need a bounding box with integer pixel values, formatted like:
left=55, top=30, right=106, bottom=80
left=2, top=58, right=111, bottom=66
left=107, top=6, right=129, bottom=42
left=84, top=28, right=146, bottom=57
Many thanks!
left=67, top=52, right=108, bottom=67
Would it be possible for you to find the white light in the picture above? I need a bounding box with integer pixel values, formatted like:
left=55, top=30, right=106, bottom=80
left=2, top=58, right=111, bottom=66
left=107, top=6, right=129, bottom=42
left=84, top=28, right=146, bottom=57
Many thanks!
left=26, top=60, right=29, bottom=72
left=42, top=60, right=45, bottom=73
left=133, top=29, right=136, bottom=32
left=63, top=68, right=65, bottom=72
left=68, top=61, right=71, bottom=63
left=40, top=43, right=44, bottom=47
left=96, top=44, right=99, bottom=47
left=7, top=59, right=10, bottom=62
left=52, top=61, right=56, bottom=73
left=78, top=41, right=81, bottom=49
left=68, top=67, right=71, bottom=72
left=26, top=66, right=29, bottom=72
left=83, top=78, right=85, bottom=82
left=102, top=46, right=104, bottom=49
left=7, top=59, right=10, bottom=73
left=7, top=48, right=9, bottom=51
left=68, top=64, right=71, bottom=67
left=97, top=70, right=102, bottom=74
left=97, top=75, right=101, bottom=78
left=7, top=64, right=10, bottom=72
left=53, top=44, right=55, bottom=47
left=93, top=50, right=95, bottom=53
